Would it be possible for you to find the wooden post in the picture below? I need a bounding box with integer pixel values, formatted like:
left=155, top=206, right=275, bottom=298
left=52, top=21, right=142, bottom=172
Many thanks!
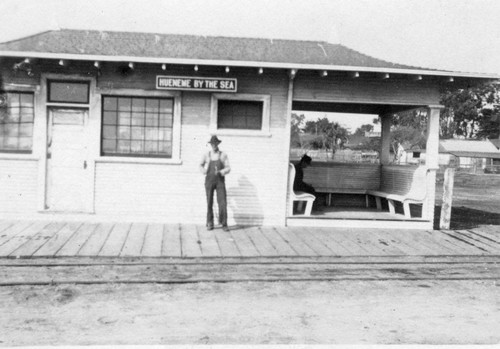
left=380, top=114, right=392, bottom=165
left=439, top=167, right=455, bottom=230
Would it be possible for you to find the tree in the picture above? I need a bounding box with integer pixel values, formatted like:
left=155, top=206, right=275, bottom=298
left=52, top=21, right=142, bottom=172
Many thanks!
left=440, top=83, right=500, bottom=139
left=303, top=117, right=349, bottom=152
left=353, top=124, right=374, bottom=136
left=290, top=113, right=305, bottom=147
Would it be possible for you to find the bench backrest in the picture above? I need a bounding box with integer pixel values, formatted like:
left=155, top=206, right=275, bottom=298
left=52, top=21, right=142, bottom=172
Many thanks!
left=380, top=165, right=429, bottom=200
left=302, top=162, right=381, bottom=190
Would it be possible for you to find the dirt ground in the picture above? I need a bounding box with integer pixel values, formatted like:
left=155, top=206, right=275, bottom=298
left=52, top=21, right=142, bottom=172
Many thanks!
left=0, top=279, right=499, bottom=345
left=434, top=172, right=500, bottom=229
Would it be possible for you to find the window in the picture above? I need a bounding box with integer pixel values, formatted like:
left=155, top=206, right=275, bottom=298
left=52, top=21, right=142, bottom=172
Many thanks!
left=218, top=100, right=263, bottom=130
left=0, top=92, right=35, bottom=153
left=211, top=93, right=271, bottom=135
left=101, top=96, right=174, bottom=158
left=48, top=80, right=90, bottom=104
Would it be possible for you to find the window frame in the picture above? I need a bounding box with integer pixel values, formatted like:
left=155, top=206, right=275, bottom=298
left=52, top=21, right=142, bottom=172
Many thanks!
left=97, top=89, right=182, bottom=164
left=210, top=93, right=271, bottom=137
left=0, top=91, right=35, bottom=154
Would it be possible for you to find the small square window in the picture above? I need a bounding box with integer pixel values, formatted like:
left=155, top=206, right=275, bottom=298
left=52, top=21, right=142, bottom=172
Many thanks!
left=211, top=93, right=270, bottom=135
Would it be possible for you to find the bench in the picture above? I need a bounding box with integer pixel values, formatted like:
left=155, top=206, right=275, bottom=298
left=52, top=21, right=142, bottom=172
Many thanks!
left=367, top=165, right=429, bottom=219
left=302, top=162, right=381, bottom=206
left=288, top=163, right=316, bottom=216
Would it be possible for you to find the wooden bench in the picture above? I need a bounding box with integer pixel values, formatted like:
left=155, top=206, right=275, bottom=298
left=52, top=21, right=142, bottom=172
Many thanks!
left=367, top=165, right=429, bottom=219
left=288, top=163, right=316, bottom=216
left=302, top=162, right=381, bottom=206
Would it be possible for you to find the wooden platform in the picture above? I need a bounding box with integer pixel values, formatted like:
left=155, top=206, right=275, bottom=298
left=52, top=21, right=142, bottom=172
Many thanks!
left=0, top=219, right=499, bottom=259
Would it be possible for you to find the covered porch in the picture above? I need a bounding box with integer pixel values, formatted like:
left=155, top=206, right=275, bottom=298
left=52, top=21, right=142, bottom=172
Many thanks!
left=286, top=98, right=442, bottom=229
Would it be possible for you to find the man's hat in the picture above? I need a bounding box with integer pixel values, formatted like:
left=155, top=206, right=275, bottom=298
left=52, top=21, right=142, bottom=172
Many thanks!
left=208, top=135, right=221, bottom=145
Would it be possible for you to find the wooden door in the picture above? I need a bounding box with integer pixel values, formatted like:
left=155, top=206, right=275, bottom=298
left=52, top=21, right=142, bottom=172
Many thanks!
left=46, top=108, right=91, bottom=212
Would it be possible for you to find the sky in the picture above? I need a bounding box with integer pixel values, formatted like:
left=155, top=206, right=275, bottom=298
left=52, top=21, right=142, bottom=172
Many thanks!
left=0, top=0, right=499, bottom=75
left=0, top=0, right=498, bottom=130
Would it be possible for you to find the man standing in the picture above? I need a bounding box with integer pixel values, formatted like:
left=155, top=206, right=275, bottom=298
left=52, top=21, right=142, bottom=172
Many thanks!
left=199, top=135, right=231, bottom=231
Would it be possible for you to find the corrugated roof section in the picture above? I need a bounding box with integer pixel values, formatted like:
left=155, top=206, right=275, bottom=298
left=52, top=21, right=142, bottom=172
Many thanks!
left=0, top=29, right=425, bottom=70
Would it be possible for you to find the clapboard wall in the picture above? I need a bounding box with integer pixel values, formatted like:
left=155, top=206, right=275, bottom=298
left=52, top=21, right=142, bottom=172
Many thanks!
left=94, top=67, right=290, bottom=225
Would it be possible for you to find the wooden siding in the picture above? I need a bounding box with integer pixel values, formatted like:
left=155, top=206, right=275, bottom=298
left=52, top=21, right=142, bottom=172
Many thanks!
left=293, top=74, right=440, bottom=106
left=94, top=68, right=290, bottom=226
left=0, top=159, right=38, bottom=213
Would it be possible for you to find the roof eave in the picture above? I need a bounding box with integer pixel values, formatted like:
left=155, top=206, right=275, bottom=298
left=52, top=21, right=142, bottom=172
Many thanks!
left=1, top=50, right=498, bottom=80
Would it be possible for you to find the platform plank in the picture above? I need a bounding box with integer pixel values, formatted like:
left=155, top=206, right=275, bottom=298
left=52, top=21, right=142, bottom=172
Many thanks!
left=34, top=222, right=83, bottom=257
left=120, top=223, right=147, bottom=257
left=300, top=228, right=351, bottom=256
left=0, top=221, right=47, bottom=256
left=197, top=226, right=222, bottom=257
left=214, top=228, right=241, bottom=257
left=97, top=223, right=130, bottom=257
left=10, top=222, right=66, bottom=257
left=277, top=227, right=317, bottom=256
left=423, top=230, right=484, bottom=255
left=389, top=230, right=456, bottom=255
left=356, top=229, right=410, bottom=256
left=445, top=230, right=495, bottom=254
left=57, top=223, right=99, bottom=257
left=292, top=227, right=340, bottom=256
left=469, top=227, right=500, bottom=244
left=316, top=229, right=372, bottom=256
left=229, top=227, right=260, bottom=257
left=258, top=226, right=297, bottom=256
left=141, top=224, right=164, bottom=257
left=0, top=221, right=35, bottom=248
left=0, top=221, right=15, bottom=235
left=77, top=223, right=114, bottom=257
left=180, top=224, right=203, bottom=258
left=162, top=224, right=182, bottom=258
left=244, top=226, right=278, bottom=257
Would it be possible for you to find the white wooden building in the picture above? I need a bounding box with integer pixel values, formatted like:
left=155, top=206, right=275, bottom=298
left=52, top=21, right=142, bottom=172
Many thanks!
left=0, top=29, right=497, bottom=229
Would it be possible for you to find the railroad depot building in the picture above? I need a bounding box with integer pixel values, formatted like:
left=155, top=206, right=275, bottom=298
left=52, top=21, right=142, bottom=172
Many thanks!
left=0, top=29, right=496, bottom=229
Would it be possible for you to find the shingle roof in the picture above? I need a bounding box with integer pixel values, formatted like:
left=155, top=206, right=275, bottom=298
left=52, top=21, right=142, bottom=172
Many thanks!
left=0, top=29, right=429, bottom=71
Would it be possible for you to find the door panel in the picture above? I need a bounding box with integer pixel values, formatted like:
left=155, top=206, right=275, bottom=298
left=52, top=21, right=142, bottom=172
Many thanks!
left=46, top=108, right=91, bottom=212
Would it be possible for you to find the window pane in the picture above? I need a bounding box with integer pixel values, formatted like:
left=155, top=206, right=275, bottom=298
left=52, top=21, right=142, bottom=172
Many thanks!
left=103, top=126, right=117, bottom=139
left=18, top=137, right=32, bottom=150
left=117, top=140, right=130, bottom=153
left=19, top=124, right=33, bottom=137
left=132, top=98, right=145, bottom=112
left=103, top=111, right=117, bottom=125
left=102, top=139, right=116, bottom=153
left=118, top=126, right=130, bottom=139
left=20, top=93, right=34, bottom=107
left=48, top=81, right=89, bottom=103
left=146, top=99, right=159, bottom=113
left=131, top=112, right=144, bottom=126
left=145, top=114, right=158, bottom=127
left=103, top=97, right=117, bottom=111
left=130, top=140, right=143, bottom=153
left=159, top=114, right=172, bottom=127
left=131, top=127, right=144, bottom=140
left=145, top=141, right=158, bottom=153
left=118, top=98, right=131, bottom=111
left=217, top=100, right=263, bottom=130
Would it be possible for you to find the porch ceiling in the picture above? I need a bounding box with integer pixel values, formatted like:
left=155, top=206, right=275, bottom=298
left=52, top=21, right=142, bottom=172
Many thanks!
left=292, top=101, right=423, bottom=115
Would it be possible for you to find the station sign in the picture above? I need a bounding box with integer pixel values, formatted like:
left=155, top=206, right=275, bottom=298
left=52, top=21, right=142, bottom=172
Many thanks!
left=156, top=76, right=237, bottom=92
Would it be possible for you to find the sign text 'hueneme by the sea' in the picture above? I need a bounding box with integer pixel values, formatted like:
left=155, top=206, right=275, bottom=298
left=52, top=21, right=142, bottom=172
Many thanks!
left=156, top=76, right=237, bottom=92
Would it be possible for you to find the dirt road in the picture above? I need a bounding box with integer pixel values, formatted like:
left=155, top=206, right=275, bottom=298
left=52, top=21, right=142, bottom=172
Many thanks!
left=1, top=278, right=499, bottom=345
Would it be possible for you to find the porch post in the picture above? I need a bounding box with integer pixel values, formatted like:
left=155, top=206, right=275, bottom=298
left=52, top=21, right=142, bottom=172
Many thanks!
left=282, top=69, right=296, bottom=224
left=380, top=114, right=392, bottom=165
left=424, top=105, right=443, bottom=223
